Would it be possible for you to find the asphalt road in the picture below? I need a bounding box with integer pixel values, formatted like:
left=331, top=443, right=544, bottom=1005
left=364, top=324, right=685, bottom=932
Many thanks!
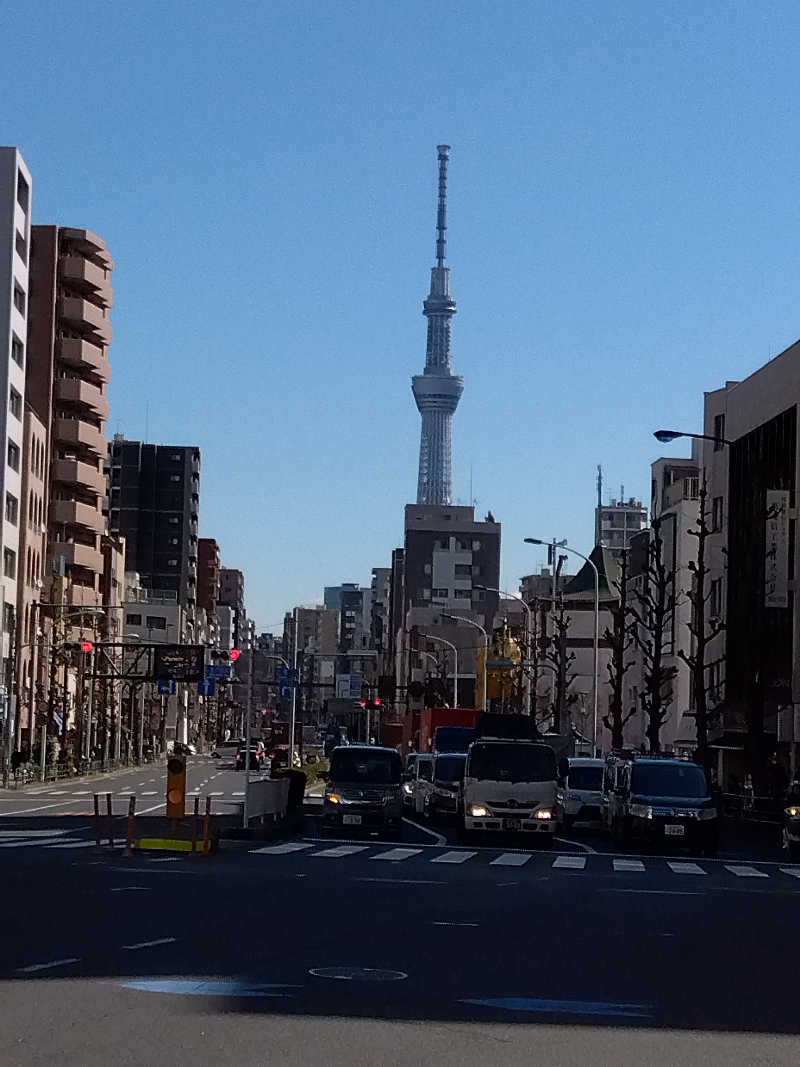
left=2, top=815, right=800, bottom=1065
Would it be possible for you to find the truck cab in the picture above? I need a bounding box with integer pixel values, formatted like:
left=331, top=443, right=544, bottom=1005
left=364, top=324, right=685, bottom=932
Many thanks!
left=462, top=736, right=558, bottom=841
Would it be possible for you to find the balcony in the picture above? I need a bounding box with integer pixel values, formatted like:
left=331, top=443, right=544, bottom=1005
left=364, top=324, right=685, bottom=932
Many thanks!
left=59, top=255, right=113, bottom=308
left=48, top=540, right=103, bottom=574
left=51, top=458, right=106, bottom=496
left=54, top=378, right=110, bottom=421
left=58, top=297, right=112, bottom=344
left=54, top=418, right=105, bottom=457
left=57, top=337, right=110, bottom=382
left=51, top=499, right=104, bottom=533
left=663, top=476, right=700, bottom=511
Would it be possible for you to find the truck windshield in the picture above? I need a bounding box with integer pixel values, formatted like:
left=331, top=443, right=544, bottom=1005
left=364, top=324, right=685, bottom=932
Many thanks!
left=468, top=743, right=557, bottom=784
left=435, top=755, right=466, bottom=782
left=568, top=767, right=603, bottom=791
left=329, top=750, right=402, bottom=785
left=631, top=763, right=708, bottom=799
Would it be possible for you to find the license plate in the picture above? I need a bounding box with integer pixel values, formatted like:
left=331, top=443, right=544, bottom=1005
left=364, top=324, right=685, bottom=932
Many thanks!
left=342, top=814, right=362, bottom=826
left=504, top=818, right=521, bottom=831
left=665, top=824, right=685, bottom=836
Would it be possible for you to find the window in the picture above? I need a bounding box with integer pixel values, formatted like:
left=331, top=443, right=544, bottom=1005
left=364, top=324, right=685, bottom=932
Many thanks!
left=713, top=414, right=725, bottom=452
left=169, top=537, right=179, bottom=546
left=5, top=493, right=17, bottom=526
left=424, top=563, right=431, bottom=575
left=473, top=589, right=486, bottom=601
left=146, top=615, right=167, bottom=630
left=710, top=578, right=723, bottom=619
left=13, top=283, right=25, bottom=315
left=125, top=613, right=142, bottom=626
left=169, top=474, right=181, bottom=482
left=454, top=564, right=472, bottom=577
left=9, top=388, right=21, bottom=420
left=167, top=558, right=178, bottom=566
left=168, top=516, right=180, bottom=525
left=472, top=540, right=482, bottom=551
left=11, top=334, right=24, bottom=368
left=3, top=548, right=15, bottom=579
left=15, top=231, right=26, bottom=264
left=7, top=441, right=19, bottom=471
left=432, top=587, right=448, bottom=598
left=454, top=589, right=471, bottom=599
left=712, top=496, right=723, bottom=533
left=3, top=603, right=14, bottom=633
left=17, top=171, right=29, bottom=212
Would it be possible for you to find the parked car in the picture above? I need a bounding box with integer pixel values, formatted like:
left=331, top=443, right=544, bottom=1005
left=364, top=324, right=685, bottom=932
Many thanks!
left=556, top=757, right=604, bottom=830
left=321, top=745, right=403, bottom=837
left=212, top=738, right=245, bottom=762
left=235, top=744, right=265, bottom=771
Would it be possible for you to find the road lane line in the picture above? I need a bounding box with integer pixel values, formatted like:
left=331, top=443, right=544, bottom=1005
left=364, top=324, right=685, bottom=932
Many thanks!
left=371, top=848, right=423, bottom=862
left=49, top=841, right=98, bottom=849
left=430, top=850, right=476, bottom=864
left=111, top=887, right=150, bottom=892
left=668, top=861, right=706, bottom=875
left=352, top=877, right=446, bottom=885
left=138, top=802, right=166, bottom=814
left=251, top=842, right=314, bottom=854
left=122, top=937, right=177, bottom=950
left=402, top=816, right=446, bottom=845
left=312, top=845, right=369, bottom=858
left=553, top=856, right=586, bottom=870
left=725, top=864, right=769, bottom=878
left=780, top=867, right=800, bottom=878
left=613, top=859, right=646, bottom=872
left=431, top=921, right=479, bottom=927
left=604, top=889, right=705, bottom=896
left=554, top=836, right=596, bottom=854
left=0, top=799, right=88, bottom=816
left=0, top=837, right=66, bottom=848
left=141, top=791, right=156, bottom=796
left=18, top=958, right=81, bottom=973
left=0, top=829, right=68, bottom=837
left=490, top=853, right=532, bottom=867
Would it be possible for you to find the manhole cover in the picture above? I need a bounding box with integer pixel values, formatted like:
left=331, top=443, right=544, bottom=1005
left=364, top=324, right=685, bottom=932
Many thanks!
left=309, top=966, right=408, bottom=982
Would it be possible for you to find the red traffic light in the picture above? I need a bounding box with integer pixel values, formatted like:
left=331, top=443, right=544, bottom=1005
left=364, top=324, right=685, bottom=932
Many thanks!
left=230, top=649, right=241, bottom=661
left=358, top=700, right=366, bottom=708
left=80, top=640, right=93, bottom=652
left=373, top=698, right=382, bottom=706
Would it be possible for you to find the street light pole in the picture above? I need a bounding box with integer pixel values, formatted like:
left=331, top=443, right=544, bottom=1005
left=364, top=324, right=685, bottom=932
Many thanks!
left=417, top=632, right=458, bottom=708
left=439, top=613, right=488, bottom=712
left=525, top=538, right=600, bottom=753
left=289, top=608, right=298, bottom=768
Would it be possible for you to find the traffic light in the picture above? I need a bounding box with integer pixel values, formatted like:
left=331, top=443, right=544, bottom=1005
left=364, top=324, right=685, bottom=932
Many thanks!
left=61, top=640, right=93, bottom=653
left=166, top=753, right=186, bottom=820
left=229, top=648, right=241, bottom=661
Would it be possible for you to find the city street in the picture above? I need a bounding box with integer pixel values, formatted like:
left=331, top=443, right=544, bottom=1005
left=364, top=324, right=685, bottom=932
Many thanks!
left=1, top=829, right=800, bottom=1065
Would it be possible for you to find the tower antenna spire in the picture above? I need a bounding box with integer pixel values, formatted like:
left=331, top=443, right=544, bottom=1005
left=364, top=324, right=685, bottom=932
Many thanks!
left=435, top=144, right=450, bottom=268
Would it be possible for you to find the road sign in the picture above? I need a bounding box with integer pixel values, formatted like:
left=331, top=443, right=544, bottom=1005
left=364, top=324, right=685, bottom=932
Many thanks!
left=198, top=679, right=216, bottom=697
left=157, top=679, right=178, bottom=695
left=280, top=685, right=292, bottom=699
left=206, top=664, right=232, bottom=680
left=153, top=645, right=205, bottom=682
left=274, top=665, right=289, bottom=683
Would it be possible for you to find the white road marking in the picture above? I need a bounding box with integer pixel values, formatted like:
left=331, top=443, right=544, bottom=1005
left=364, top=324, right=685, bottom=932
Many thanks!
left=0, top=837, right=66, bottom=848
left=613, top=859, right=646, bottom=872
left=49, top=841, right=98, bottom=849
left=431, top=921, right=479, bottom=927
left=72, top=791, right=90, bottom=796
left=0, top=800, right=82, bottom=816
left=352, top=877, right=446, bottom=885
left=605, top=889, right=705, bottom=896
left=402, top=816, right=446, bottom=845
left=431, top=850, right=476, bottom=864
left=141, top=792, right=157, bottom=796
left=122, top=937, right=177, bottom=950
left=111, top=887, right=150, bottom=892
left=490, top=852, right=532, bottom=867
left=137, top=802, right=166, bottom=814
left=668, top=861, right=706, bottom=875
left=554, top=836, right=596, bottom=854
left=18, top=958, right=81, bottom=973
left=0, top=829, right=67, bottom=838
left=312, top=845, right=369, bottom=858
left=208, top=792, right=223, bottom=797
left=371, top=848, right=423, bottom=862
left=553, top=855, right=586, bottom=870
left=232, top=792, right=245, bottom=797
left=251, top=842, right=314, bottom=854
left=725, top=864, right=769, bottom=878
left=780, top=867, right=800, bottom=879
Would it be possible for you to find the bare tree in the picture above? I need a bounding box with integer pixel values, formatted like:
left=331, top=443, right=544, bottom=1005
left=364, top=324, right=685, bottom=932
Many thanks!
left=677, top=480, right=726, bottom=777
left=629, top=519, right=678, bottom=752
left=602, top=549, right=636, bottom=749
left=545, top=598, right=578, bottom=734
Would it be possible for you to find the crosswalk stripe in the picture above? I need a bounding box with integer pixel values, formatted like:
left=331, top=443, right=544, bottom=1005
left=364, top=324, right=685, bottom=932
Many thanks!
left=372, top=848, right=423, bottom=862
left=779, top=867, right=800, bottom=879
left=312, top=845, right=369, bottom=858
left=49, top=841, right=97, bottom=849
left=0, top=830, right=67, bottom=838
left=553, top=856, right=586, bottom=869
left=725, top=864, right=768, bottom=878
left=0, top=838, right=66, bottom=848
left=431, top=851, right=476, bottom=864
left=668, top=861, right=706, bottom=875
left=613, top=859, right=645, bottom=872
left=251, top=842, right=314, bottom=855
left=490, top=852, right=531, bottom=867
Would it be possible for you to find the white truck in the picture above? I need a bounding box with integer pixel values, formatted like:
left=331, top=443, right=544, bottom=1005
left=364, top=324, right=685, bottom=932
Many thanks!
left=461, top=715, right=558, bottom=843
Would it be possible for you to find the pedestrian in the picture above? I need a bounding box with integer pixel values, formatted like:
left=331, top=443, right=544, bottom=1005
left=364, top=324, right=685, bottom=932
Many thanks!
left=10, top=749, right=21, bottom=780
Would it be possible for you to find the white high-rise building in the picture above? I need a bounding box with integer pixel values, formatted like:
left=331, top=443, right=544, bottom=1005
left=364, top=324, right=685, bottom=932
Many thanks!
left=0, top=148, right=31, bottom=668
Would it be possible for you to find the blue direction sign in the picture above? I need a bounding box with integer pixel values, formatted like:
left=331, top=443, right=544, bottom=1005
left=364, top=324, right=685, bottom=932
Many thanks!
left=280, top=685, right=292, bottom=699
left=274, top=665, right=289, bottom=684
left=157, top=679, right=178, bottom=695
left=198, top=679, right=216, bottom=697
left=206, top=664, right=232, bottom=680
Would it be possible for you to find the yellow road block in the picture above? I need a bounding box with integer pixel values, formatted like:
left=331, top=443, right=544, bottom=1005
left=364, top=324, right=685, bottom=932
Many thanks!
left=135, top=837, right=200, bottom=852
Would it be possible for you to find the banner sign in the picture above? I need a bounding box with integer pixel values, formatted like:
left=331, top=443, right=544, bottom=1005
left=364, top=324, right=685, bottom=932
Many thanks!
left=765, top=490, right=790, bottom=608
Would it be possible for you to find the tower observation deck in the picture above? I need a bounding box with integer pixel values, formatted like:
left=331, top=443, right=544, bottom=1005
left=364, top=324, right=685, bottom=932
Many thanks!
left=411, top=144, right=463, bottom=506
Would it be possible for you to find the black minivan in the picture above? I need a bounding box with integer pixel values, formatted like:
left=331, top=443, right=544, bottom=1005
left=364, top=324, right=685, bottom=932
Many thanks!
left=606, top=757, right=718, bottom=855
left=322, top=745, right=403, bottom=837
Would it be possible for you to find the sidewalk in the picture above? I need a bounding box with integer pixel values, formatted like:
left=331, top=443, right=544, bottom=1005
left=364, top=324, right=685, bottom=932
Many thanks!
left=0, top=755, right=183, bottom=792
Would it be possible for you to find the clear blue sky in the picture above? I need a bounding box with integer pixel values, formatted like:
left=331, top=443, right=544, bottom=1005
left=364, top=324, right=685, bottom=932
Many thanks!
left=4, top=1, right=800, bottom=629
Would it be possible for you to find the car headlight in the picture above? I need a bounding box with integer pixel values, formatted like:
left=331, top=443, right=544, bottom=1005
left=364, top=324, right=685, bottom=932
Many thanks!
left=470, top=805, right=488, bottom=818
left=327, top=793, right=341, bottom=805
left=629, top=803, right=653, bottom=820
left=402, top=782, right=413, bottom=795
left=787, top=806, right=800, bottom=818
left=534, top=808, right=554, bottom=820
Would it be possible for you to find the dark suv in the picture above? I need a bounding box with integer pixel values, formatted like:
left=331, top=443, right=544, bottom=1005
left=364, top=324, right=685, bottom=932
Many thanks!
left=605, top=757, right=718, bottom=855
left=322, top=745, right=403, bottom=837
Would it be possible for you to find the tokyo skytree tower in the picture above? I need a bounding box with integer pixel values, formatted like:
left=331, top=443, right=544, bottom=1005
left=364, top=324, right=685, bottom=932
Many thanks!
left=412, top=145, right=463, bottom=506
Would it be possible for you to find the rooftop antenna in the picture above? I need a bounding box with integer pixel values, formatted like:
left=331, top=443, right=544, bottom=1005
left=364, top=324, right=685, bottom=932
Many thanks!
left=597, top=465, right=602, bottom=508
left=435, top=144, right=450, bottom=268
